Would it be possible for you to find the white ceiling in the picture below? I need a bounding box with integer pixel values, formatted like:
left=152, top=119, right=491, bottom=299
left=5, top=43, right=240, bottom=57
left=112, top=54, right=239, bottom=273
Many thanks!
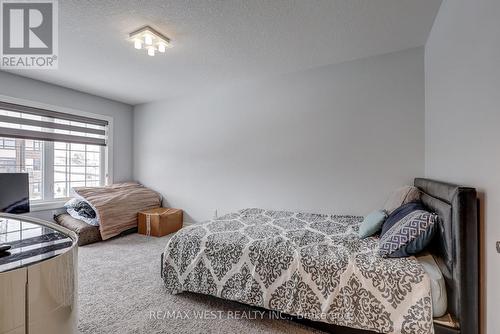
left=4, top=0, right=442, bottom=105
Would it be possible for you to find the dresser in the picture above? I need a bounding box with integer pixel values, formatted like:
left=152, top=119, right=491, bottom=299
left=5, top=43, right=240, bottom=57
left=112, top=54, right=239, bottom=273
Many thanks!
left=0, top=213, right=77, bottom=334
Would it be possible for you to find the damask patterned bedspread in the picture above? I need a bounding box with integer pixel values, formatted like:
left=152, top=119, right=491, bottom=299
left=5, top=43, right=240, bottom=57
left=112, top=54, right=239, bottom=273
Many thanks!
left=162, top=208, right=433, bottom=334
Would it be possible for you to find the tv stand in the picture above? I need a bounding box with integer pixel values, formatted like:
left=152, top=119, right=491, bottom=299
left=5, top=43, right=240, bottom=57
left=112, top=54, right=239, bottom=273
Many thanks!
left=0, top=214, right=78, bottom=334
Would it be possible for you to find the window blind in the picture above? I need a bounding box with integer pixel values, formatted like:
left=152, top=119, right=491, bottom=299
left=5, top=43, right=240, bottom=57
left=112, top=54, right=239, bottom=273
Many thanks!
left=0, top=101, right=108, bottom=146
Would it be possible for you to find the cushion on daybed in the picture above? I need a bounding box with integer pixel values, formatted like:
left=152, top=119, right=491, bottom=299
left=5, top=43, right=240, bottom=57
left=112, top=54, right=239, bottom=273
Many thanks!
left=54, top=213, right=101, bottom=246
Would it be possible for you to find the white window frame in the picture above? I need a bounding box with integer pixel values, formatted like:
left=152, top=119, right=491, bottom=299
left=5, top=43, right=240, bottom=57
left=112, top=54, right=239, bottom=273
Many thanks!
left=0, top=94, right=114, bottom=212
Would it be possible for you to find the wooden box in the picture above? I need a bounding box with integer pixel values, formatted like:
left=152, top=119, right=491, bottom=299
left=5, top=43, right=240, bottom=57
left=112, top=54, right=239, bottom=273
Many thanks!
left=138, top=208, right=183, bottom=237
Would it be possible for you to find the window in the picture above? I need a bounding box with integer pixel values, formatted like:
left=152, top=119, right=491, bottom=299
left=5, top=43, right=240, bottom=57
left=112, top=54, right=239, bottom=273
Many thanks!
left=53, top=142, right=104, bottom=198
left=0, top=137, right=105, bottom=202
left=0, top=138, right=43, bottom=200
left=0, top=100, right=110, bottom=206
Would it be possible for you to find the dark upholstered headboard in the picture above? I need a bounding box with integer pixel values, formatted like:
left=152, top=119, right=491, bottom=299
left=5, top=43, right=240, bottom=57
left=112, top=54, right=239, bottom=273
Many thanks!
left=414, top=178, right=479, bottom=334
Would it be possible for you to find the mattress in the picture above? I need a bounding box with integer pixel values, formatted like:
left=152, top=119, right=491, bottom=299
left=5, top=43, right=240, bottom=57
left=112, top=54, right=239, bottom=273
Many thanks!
left=162, top=208, right=433, bottom=334
left=54, top=213, right=102, bottom=246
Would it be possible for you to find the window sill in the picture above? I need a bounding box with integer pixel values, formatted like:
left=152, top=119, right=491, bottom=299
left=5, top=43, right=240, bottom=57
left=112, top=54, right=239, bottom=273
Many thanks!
left=30, top=199, right=69, bottom=212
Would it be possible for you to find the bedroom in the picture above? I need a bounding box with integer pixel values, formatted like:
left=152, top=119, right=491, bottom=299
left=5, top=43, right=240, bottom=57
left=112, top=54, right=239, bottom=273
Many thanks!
left=0, top=0, right=497, bottom=333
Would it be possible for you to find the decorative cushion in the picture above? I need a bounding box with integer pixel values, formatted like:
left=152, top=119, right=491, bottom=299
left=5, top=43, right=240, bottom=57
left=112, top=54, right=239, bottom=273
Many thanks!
left=73, top=201, right=96, bottom=218
left=358, top=209, right=387, bottom=238
left=379, top=202, right=438, bottom=258
left=64, top=198, right=99, bottom=226
left=383, top=185, right=421, bottom=214
left=54, top=213, right=101, bottom=246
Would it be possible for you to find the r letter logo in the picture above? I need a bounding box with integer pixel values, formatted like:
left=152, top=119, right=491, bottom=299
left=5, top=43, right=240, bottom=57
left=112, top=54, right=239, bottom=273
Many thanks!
left=1, top=0, right=58, bottom=69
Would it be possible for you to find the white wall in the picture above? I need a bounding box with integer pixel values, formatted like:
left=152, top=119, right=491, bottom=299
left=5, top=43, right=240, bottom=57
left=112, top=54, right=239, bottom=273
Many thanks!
left=425, top=1, right=500, bottom=332
left=134, top=47, right=425, bottom=222
left=0, top=71, right=134, bottom=182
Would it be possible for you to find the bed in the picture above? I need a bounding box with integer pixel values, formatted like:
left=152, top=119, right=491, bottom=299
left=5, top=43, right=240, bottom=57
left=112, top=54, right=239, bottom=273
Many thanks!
left=161, top=178, right=479, bottom=334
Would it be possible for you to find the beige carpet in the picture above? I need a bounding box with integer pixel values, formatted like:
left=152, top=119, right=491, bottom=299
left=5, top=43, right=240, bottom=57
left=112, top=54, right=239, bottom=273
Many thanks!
left=78, top=232, right=323, bottom=334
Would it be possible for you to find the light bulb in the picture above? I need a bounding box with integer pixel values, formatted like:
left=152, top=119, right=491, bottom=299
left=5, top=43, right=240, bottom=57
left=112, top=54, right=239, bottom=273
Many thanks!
left=158, top=42, right=166, bottom=53
left=134, top=39, right=142, bottom=49
left=147, top=47, right=155, bottom=56
left=144, top=34, right=153, bottom=45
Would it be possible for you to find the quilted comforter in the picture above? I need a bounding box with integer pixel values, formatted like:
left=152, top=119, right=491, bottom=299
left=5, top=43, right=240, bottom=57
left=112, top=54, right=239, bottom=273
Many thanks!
left=162, top=208, right=433, bottom=334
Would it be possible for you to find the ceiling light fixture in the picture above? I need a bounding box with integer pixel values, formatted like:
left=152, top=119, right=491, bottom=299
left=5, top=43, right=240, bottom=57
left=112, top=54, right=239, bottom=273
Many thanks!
left=129, top=26, right=172, bottom=56
left=147, top=46, right=155, bottom=57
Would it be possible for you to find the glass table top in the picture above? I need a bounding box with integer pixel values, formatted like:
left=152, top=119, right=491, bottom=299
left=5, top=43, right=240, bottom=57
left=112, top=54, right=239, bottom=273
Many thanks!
left=0, top=214, right=74, bottom=273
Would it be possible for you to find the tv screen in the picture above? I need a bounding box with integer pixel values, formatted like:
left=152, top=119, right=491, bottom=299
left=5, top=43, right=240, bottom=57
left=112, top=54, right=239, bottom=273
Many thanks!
left=0, top=173, right=30, bottom=214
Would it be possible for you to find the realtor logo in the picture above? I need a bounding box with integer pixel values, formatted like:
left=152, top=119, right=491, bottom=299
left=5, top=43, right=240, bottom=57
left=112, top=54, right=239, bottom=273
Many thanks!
left=0, top=0, right=58, bottom=69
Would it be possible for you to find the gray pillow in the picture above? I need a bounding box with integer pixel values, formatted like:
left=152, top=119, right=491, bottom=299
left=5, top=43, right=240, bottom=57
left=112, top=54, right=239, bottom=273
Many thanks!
left=358, top=209, right=387, bottom=238
left=383, top=185, right=421, bottom=214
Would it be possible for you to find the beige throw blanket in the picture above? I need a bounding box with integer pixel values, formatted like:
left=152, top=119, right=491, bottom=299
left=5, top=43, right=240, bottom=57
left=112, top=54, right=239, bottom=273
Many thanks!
left=73, top=182, right=161, bottom=240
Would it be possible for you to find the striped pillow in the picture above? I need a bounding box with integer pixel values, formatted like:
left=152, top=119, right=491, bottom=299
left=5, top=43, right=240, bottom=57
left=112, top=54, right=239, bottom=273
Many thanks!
left=379, top=202, right=438, bottom=258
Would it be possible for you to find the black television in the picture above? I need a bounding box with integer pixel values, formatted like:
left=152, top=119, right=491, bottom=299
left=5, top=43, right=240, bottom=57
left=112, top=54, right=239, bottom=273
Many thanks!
left=0, top=173, right=30, bottom=214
